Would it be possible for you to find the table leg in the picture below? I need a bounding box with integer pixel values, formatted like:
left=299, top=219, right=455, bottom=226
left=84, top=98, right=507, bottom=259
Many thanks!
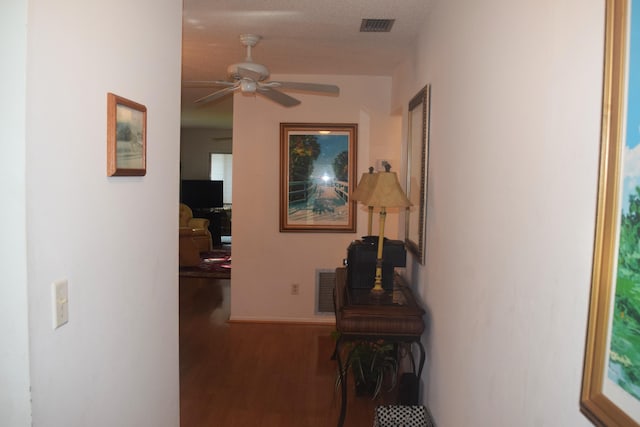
left=335, top=337, right=347, bottom=427
left=417, top=340, right=426, bottom=379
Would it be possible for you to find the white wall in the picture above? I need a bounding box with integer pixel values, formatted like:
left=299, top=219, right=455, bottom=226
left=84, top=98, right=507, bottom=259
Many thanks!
left=23, top=0, right=182, bottom=426
left=395, top=0, right=604, bottom=425
left=180, top=128, right=232, bottom=180
left=0, top=0, right=31, bottom=425
left=231, top=74, right=402, bottom=322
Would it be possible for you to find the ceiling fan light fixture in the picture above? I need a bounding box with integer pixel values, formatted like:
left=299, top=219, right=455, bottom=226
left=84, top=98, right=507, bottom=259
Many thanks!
left=240, top=79, right=257, bottom=93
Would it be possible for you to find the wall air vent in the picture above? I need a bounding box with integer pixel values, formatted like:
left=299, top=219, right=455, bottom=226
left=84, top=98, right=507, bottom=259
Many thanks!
left=315, top=269, right=336, bottom=315
left=360, top=19, right=395, bottom=33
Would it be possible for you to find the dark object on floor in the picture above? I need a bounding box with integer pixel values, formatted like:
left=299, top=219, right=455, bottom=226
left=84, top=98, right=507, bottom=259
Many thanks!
left=398, top=373, right=419, bottom=405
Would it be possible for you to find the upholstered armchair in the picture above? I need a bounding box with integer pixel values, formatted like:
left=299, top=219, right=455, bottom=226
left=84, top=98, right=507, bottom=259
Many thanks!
left=179, top=203, right=213, bottom=267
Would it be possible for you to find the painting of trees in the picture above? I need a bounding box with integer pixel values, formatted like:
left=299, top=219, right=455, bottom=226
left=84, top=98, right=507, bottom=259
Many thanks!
left=332, top=150, right=349, bottom=182
left=289, top=134, right=321, bottom=182
left=610, top=186, right=640, bottom=399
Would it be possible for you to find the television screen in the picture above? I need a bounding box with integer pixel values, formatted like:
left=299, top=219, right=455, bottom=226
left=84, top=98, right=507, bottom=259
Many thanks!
left=180, top=180, right=224, bottom=209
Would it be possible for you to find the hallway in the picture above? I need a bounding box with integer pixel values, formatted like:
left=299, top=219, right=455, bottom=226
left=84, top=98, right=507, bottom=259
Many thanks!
left=179, top=277, right=379, bottom=426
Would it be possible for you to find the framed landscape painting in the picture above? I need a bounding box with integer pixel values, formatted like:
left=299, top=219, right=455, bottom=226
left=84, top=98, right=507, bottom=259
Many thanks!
left=107, top=92, right=147, bottom=176
left=279, top=123, right=357, bottom=232
left=581, top=1, right=640, bottom=425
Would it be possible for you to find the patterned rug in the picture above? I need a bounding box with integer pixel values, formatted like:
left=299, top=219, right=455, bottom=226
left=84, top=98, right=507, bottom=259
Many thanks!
left=179, top=247, right=231, bottom=279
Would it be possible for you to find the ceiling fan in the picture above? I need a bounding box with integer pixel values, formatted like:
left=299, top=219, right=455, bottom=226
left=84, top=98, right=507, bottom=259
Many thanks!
left=186, top=34, right=340, bottom=108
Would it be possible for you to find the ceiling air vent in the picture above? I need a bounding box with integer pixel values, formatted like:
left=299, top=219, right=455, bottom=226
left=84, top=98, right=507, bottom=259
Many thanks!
left=360, top=18, right=395, bottom=33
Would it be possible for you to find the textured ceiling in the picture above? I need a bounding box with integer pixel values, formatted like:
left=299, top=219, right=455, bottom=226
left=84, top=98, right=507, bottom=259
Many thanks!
left=181, top=0, right=433, bottom=128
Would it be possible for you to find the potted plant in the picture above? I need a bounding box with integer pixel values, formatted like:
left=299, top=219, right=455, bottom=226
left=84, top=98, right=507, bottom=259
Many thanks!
left=336, top=337, right=399, bottom=399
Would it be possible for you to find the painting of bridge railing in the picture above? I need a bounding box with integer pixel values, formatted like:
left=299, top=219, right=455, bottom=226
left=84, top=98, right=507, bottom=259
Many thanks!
left=279, top=123, right=357, bottom=232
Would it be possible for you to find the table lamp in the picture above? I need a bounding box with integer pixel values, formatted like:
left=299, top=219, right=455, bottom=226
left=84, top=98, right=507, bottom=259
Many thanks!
left=353, top=163, right=411, bottom=293
left=351, top=166, right=376, bottom=236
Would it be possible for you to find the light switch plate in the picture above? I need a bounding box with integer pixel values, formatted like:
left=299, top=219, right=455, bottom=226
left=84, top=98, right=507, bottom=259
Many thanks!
left=52, top=279, right=69, bottom=329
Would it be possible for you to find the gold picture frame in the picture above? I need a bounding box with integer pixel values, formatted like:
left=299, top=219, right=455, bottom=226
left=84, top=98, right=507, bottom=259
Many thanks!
left=279, top=123, right=357, bottom=232
left=405, top=85, right=430, bottom=264
left=107, top=92, right=147, bottom=176
left=581, top=1, right=640, bottom=425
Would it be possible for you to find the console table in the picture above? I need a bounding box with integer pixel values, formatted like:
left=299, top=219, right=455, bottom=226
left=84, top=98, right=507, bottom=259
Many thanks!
left=333, top=267, right=425, bottom=427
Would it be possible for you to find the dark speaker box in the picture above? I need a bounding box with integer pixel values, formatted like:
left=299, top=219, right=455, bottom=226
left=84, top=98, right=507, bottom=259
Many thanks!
left=346, top=238, right=406, bottom=290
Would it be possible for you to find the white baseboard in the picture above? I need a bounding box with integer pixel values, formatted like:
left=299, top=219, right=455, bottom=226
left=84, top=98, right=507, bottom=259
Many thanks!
left=228, top=315, right=335, bottom=325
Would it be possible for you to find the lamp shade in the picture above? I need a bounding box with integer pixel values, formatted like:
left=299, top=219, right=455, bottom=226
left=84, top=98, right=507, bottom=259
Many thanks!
left=351, top=166, right=376, bottom=202
left=359, top=171, right=411, bottom=208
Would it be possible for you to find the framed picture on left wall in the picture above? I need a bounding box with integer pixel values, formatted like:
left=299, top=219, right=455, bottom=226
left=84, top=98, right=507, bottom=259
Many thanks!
left=107, top=92, right=147, bottom=176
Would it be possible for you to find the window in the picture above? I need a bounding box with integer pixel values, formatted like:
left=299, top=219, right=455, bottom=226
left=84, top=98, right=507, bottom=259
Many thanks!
left=210, top=153, right=232, bottom=204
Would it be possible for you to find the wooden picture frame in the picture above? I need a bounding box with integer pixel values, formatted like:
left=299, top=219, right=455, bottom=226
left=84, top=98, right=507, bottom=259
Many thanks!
left=107, top=92, right=147, bottom=176
left=279, top=123, right=357, bottom=232
left=405, top=85, right=430, bottom=264
left=581, top=1, right=640, bottom=425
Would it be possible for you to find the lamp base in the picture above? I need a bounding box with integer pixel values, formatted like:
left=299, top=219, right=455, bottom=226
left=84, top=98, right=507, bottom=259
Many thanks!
left=370, top=285, right=385, bottom=295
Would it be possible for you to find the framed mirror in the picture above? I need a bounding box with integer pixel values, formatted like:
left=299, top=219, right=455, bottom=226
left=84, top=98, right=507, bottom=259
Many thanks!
left=405, top=85, right=430, bottom=264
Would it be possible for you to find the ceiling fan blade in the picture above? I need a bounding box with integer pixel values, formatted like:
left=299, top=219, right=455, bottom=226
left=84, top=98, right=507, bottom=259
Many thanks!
left=257, top=88, right=301, bottom=107
left=183, top=80, right=235, bottom=88
left=194, top=86, right=238, bottom=105
left=267, top=81, right=340, bottom=95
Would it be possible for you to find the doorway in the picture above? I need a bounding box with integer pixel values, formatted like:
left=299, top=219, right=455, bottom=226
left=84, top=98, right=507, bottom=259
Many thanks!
left=179, top=129, right=232, bottom=248
left=209, top=152, right=232, bottom=244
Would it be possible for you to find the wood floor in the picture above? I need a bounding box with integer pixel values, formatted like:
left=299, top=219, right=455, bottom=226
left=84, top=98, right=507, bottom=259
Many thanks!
left=179, top=276, right=382, bottom=427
